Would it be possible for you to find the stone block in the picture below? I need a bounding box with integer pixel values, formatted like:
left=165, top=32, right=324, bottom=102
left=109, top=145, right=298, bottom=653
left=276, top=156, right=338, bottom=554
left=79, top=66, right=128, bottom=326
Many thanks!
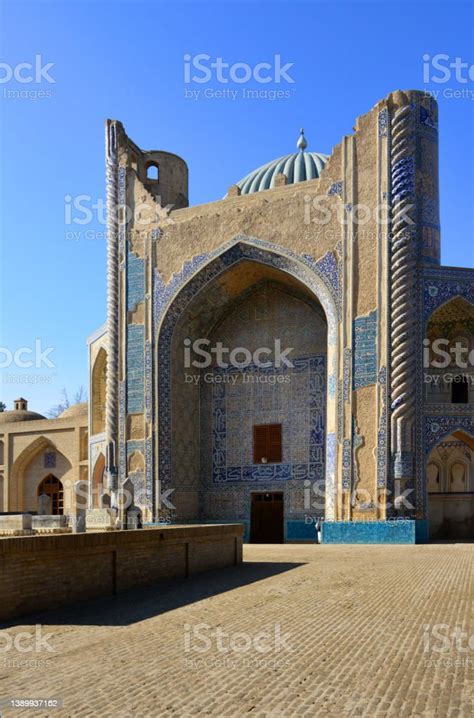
left=86, top=508, right=118, bottom=531
left=31, top=515, right=70, bottom=534
left=0, top=514, right=33, bottom=531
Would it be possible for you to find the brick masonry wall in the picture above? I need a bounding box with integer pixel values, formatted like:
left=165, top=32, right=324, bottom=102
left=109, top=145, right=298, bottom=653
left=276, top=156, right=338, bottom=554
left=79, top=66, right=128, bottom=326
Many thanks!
left=0, top=524, right=243, bottom=622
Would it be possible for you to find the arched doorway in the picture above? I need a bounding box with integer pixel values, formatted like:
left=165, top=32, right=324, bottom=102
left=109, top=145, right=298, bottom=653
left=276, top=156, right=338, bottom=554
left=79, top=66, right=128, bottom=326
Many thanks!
left=426, top=431, right=474, bottom=540
left=38, top=475, right=64, bottom=515
left=155, top=240, right=339, bottom=539
left=10, top=437, right=72, bottom=513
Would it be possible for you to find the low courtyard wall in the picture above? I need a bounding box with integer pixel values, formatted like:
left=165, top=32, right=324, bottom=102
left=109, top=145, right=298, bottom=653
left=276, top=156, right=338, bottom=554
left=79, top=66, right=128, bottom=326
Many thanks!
left=0, top=524, right=243, bottom=623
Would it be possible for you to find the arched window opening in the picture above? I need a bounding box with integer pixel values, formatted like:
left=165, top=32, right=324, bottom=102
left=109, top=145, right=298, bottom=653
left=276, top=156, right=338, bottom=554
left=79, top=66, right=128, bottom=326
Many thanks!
left=38, top=475, right=64, bottom=515
left=146, top=163, right=159, bottom=181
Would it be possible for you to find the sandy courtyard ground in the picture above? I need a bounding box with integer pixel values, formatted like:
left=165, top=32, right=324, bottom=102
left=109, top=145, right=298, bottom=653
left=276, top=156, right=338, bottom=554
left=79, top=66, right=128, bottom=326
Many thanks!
left=0, top=543, right=472, bottom=717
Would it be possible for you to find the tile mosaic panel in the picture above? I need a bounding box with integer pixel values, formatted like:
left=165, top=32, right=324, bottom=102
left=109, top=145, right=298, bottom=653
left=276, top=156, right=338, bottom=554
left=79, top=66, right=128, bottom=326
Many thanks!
left=211, top=355, right=326, bottom=483
left=126, top=324, right=145, bottom=414
left=353, top=310, right=377, bottom=389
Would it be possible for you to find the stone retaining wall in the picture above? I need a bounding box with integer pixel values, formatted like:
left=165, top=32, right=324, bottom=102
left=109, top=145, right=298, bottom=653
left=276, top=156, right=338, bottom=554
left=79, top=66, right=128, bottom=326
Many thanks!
left=0, top=524, right=243, bottom=622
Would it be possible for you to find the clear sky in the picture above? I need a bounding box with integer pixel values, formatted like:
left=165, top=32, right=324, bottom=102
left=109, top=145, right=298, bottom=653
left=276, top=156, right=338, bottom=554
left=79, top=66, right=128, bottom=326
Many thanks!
left=1, top=0, right=473, bottom=414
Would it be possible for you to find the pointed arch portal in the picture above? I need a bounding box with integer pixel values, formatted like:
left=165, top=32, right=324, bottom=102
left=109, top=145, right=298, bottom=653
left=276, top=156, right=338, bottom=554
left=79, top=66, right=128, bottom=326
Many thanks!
left=153, top=238, right=340, bottom=534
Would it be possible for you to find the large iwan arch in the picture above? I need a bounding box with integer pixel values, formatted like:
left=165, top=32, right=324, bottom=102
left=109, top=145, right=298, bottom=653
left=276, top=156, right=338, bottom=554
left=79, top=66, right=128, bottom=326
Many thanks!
left=154, top=238, right=340, bottom=536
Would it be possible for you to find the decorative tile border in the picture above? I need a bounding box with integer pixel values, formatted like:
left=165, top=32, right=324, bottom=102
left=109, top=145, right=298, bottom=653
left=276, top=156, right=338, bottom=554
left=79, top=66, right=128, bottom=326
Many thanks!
left=423, top=404, right=473, bottom=416
left=118, top=167, right=127, bottom=253
left=422, top=274, right=474, bottom=321
left=145, top=340, right=152, bottom=423
left=337, top=380, right=343, bottom=441
left=343, top=348, right=351, bottom=401
left=118, top=380, right=126, bottom=483
left=145, top=436, right=153, bottom=506
left=424, top=415, right=474, bottom=454
left=378, top=108, right=389, bottom=138
left=154, top=236, right=342, bottom=334
left=342, top=439, right=351, bottom=490
left=115, top=164, right=128, bottom=488
left=377, top=366, right=388, bottom=488
left=352, top=416, right=364, bottom=491
left=325, top=433, right=336, bottom=492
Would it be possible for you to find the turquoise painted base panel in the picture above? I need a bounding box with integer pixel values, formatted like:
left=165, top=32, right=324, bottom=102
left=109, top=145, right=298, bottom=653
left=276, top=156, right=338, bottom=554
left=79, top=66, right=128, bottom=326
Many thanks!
left=415, top=519, right=430, bottom=543
left=286, top=520, right=319, bottom=541
left=322, top=520, right=416, bottom=544
left=147, top=519, right=427, bottom=545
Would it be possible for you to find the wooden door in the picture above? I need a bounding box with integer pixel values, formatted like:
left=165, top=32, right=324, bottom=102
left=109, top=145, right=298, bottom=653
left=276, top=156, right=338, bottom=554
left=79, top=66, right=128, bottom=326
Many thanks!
left=250, top=492, right=284, bottom=543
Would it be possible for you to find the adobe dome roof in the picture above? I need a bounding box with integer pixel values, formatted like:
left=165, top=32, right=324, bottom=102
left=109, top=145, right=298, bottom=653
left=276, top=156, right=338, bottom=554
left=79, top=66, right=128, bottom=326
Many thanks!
left=0, top=409, right=47, bottom=424
left=59, top=402, right=88, bottom=418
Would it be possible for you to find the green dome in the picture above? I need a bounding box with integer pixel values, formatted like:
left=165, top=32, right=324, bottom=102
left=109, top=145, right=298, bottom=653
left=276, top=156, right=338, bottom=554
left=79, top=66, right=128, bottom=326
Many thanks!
left=235, top=129, right=328, bottom=195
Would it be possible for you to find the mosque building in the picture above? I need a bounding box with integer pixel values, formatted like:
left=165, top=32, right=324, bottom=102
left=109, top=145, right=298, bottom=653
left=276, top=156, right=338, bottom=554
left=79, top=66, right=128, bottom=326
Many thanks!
left=1, top=89, right=473, bottom=542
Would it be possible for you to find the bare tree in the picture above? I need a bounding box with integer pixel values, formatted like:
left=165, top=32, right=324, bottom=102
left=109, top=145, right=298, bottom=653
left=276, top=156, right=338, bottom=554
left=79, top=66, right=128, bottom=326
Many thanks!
left=47, top=387, right=87, bottom=418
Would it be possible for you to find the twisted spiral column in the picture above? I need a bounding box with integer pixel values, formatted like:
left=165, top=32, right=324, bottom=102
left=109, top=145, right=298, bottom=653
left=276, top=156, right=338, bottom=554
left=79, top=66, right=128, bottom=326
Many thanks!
left=389, top=104, right=417, bottom=481
left=105, top=120, right=120, bottom=494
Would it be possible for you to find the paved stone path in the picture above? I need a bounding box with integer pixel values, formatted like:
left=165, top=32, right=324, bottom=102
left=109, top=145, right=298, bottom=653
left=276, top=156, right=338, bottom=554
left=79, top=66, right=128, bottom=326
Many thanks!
left=0, top=543, right=472, bottom=717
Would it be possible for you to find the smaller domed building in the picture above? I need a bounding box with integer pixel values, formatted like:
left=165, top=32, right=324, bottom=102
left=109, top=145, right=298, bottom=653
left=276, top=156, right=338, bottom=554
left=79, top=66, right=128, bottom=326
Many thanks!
left=0, top=398, right=88, bottom=516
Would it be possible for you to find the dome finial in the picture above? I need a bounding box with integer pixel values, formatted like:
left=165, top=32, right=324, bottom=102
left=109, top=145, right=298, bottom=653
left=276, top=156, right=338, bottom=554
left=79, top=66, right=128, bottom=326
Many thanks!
left=297, top=127, right=307, bottom=151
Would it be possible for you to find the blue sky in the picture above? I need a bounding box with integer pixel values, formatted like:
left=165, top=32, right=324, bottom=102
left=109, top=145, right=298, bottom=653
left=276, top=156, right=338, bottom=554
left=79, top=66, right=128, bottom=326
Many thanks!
left=1, top=0, right=473, bottom=413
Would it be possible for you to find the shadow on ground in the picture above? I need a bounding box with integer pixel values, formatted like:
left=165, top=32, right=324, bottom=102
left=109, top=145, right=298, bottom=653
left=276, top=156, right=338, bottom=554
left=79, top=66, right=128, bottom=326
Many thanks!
left=1, top=560, right=304, bottom=629
left=428, top=538, right=474, bottom=544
